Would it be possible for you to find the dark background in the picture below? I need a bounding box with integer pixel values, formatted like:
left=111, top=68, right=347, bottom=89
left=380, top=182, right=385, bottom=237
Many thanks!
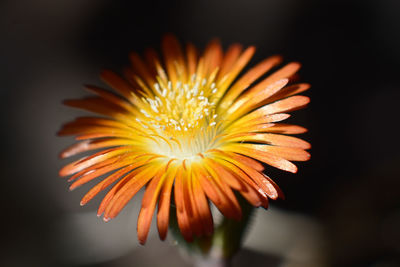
left=1, top=0, right=399, bottom=266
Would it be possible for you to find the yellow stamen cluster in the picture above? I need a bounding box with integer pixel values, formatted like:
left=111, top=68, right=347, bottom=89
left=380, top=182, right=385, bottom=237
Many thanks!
left=137, top=74, right=220, bottom=160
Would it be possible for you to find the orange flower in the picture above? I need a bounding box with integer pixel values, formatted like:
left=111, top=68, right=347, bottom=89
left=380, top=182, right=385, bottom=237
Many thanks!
left=59, top=35, right=310, bottom=245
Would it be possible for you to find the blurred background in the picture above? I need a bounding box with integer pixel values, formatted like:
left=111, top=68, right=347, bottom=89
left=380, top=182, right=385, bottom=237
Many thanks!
left=1, top=0, right=400, bottom=266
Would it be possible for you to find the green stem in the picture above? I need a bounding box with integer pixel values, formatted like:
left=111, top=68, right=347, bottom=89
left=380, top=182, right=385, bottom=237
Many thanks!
left=170, top=194, right=254, bottom=267
left=213, top=194, right=254, bottom=259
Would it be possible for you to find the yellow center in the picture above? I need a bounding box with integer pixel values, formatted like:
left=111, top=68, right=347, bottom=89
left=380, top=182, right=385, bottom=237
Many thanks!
left=137, top=74, right=220, bottom=160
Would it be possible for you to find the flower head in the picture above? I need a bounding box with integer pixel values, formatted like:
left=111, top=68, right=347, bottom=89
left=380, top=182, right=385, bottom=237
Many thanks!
left=59, top=35, right=310, bottom=244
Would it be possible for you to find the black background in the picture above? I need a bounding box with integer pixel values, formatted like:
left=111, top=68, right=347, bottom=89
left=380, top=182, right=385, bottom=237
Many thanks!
left=1, top=0, right=399, bottom=266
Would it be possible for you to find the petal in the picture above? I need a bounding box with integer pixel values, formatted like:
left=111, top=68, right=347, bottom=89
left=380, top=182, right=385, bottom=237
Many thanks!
left=251, top=62, right=301, bottom=89
left=238, top=181, right=264, bottom=207
left=191, top=172, right=213, bottom=236
left=194, top=162, right=240, bottom=219
left=265, top=123, right=308, bottom=134
left=58, top=125, right=136, bottom=139
left=97, top=170, right=139, bottom=217
left=238, top=144, right=311, bottom=161
left=85, top=85, right=139, bottom=114
left=129, top=52, right=157, bottom=90
left=211, top=151, right=282, bottom=200
left=156, top=163, right=178, bottom=240
left=60, top=116, right=132, bottom=132
left=225, top=113, right=290, bottom=132
left=100, top=70, right=142, bottom=106
left=70, top=153, right=145, bottom=190
left=221, top=144, right=298, bottom=173
left=186, top=43, right=198, bottom=76
left=59, top=147, right=133, bottom=177
left=202, top=39, right=223, bottom=76
left=59, top=138, right=130, bottom=159
left=162, top=34, right=187, bottom=86
left=214, top=46, right=256, bottom=101
left=192, top=162, right=221, bottom=206
left=206, top=156, right=265, bottom=207
left=202, top=160, right=242, bottom=220
left=204, top=158, right=243, bottom=190
left=143, top=48, right=160, bottom=78
left=217, top=43, right=242, bottom=79
left=174, top=166, right=193, bottom=242
left=103, top=162, right=163, bottom=220
left=63, top=97, right=128, bottom=120
left=266, top=83, right=310, bottom=104
left=218, top=55, right=282, bottom=110
left=183, top=168, right=203, bottom=237
left=80, top=164, right=138, bottom=206
left=225, top=133, right=311, bottom=149
left=237, top=95, right=310, bottom=123
left=137, top=163, right=172, bottom=244
left=225, top=79, right=289, bottom=121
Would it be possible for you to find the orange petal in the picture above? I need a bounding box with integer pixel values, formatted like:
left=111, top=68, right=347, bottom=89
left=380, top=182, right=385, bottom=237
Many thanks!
left=233, top=123, right=276, bottom=134
left=60, top=116, right=132, bottom=131
left=253, top=62, right=301, bottom=88
left=59, top=147, right=132, bottom=177
left=156, top=165, right=178, bottom=240
left=221, top=144, right=298, bottom=173
left=210, top=156, right=270, bottom=207
left=137, top=164, right=172, bottom=244
left=184, top=169, right=203, bottom=237
left=209, top=149, right=264, bottom=172
left=162, top=34, right=186, bottom=87
left=238, top=95, right=310, bottom=123
left=211, top=152, right=280, bottom=200
left=226, top=79, right=289, bottom=120
left=174, top=166, right=193, bottom=242
left=68, top=154, right=123, bottom=181
left=143, top=48, right=160, bottom=78
left=214, top=46, right=256, bottom=101
left=192, top=172, right=213, bottom=236
left=204, top=158, right=243, bottom=190
left=193, top=162, right=221, bottom=206
left=238, top=180, right=263, bottom=207
left=97, top=170, right=138, bottom=217
left=85, top=85, right=138, bottom=114
left=265, top=123, right=308, bottom=134
left=251, top=144, right=311, bottom=161
left=69, top=154, right=139, bottom=190
left=80, top=164, right=138, bottom=206
left=266, top=83, right=310, bottom=104
left=217, top=44, right=243, bottom=79
left=103, top=163, right=162, bottom=220
left=202, top=161, right=242, bottom=220
left=225, top=113, right=290, bottom=132
left=218, top=55, right=282, bottom=110
left=58, top=124, right=136, bottom=139
left=100, top=70, right=141, bottom=105
left=186, top=43, right=198, bottom=77
left=225, top=133, right=311, bottom=149
left=129, top=52, right=156, bottom=90
left=63, top=97, right=123, bottom=116
left=59, top=138, right=129, bottom=159
left=195, top=162, right=238, bottom=220
left=202, top=39, right=223, bottom=76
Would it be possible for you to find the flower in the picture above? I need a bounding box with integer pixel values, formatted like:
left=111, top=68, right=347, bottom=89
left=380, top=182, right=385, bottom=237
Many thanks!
left=59, top=35, right=310, bottom=245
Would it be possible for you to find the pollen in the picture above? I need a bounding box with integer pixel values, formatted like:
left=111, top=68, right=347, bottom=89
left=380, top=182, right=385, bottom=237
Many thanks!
left=136, top=75, right=220, bottom=160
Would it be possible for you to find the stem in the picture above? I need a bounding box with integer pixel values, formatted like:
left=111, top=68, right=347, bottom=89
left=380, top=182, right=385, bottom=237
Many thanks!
left=170, top=194, right=254, bottom=266
left=214, top=194, right=254, bottom=258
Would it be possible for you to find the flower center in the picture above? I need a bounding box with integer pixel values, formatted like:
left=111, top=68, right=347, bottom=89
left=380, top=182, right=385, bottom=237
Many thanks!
left=137, top=75, right=220, bottom=160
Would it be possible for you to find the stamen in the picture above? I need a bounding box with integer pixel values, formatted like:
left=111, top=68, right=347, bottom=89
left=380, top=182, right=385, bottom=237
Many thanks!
left=139, top=77, right=220, bottom=160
